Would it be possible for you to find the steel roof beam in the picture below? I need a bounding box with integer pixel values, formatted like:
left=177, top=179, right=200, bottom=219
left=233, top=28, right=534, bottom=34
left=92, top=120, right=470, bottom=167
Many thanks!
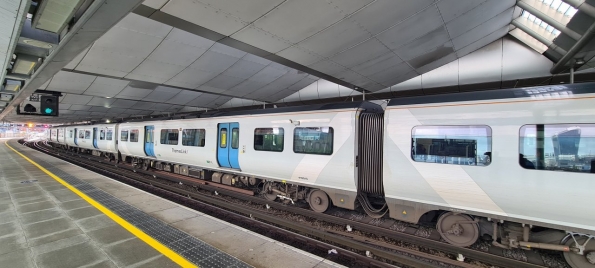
left=550, top=21, right=595, bottom=74
left=511, top=20, right=567, bottom=55
left=517, top=0, right=582, bottom=40
left=565, top=0, right=595, bottom=18
left=0, top=0, right=145, bottom=121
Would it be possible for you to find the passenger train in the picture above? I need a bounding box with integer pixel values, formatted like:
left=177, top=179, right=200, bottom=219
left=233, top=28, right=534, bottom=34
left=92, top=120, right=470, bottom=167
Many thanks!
left=48, top=83, right=595, bottom=268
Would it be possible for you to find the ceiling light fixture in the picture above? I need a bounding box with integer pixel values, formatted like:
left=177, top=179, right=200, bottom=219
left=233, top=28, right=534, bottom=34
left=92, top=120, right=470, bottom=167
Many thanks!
left=12, top=54, right=39, bottom=75
left=2, top=79, right=22, bottom=92
left=31, top=0, right=85, bottom=33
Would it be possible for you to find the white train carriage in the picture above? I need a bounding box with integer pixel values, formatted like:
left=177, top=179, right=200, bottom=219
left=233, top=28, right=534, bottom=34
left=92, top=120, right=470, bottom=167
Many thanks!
left=56, top=127, right=66, bottom=144
left=117, top=102, right=383, bottom=211
left=92, top=124, right=118, bottom=156
left=382, top=83, right=595, bottom=266
left=74, top=126, right=95, bottom=151
left=63, top=126, right=78, bottom=148
left=49, top=128, right=58, bottom=142
left=117, top=122, right=148, bottom=159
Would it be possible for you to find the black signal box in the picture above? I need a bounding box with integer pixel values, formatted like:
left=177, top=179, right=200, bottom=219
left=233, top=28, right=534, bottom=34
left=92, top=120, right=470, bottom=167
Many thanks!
left=40, top=95, right=59, bottom=116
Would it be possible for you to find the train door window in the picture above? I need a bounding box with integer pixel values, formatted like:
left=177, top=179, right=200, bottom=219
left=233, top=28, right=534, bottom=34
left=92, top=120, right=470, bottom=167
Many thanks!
left=411, top=125, right=492, bottom=166
left=231, top=128, right=239, bottom=149
left=106, top=129, right=113, bottom=140
left=146, top=129, right=153, bottom=143
left=182, top=129, right=205, bottom=147
left=160, top=129, right=179, bottom=145
left=220, top=128, right=227, bottom=148
left=254, top=128, right=284, bottom=152
left=130, top=129, right=139, bottom=142
left=519, top=124, right=595, bottom=173
left=69, top=130, right=73, bottom=138
left=79, top=131, right=85, bottom=139
left=121, top=130, right=128, bottom=141
left=85, top=130, right=91, bottom=139
left=100, top=130, right=105, bottom=140
left=293, top=127, right=333, bottom=155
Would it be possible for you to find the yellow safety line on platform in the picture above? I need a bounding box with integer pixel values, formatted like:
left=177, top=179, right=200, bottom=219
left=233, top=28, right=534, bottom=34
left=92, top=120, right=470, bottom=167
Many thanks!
left=5, top=141, right=197, bottom=268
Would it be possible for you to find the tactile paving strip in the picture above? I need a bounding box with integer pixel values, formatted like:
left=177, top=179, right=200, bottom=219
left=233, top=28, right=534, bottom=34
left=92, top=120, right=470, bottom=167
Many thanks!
left=21, top=150, right=251, bottom=268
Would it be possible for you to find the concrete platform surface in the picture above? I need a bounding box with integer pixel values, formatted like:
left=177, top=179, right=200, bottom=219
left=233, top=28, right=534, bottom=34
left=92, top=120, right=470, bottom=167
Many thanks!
left=1, top=139, right=344, bottom=268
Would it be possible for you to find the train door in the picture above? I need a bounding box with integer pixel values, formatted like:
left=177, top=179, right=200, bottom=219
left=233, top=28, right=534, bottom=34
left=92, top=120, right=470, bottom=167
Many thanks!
left=74, top=128, right=78, bottom=145
left=217, top=122, right=240, bottom=169
left=144, top=126, right=155, bottom=157
left=92, top=128, right=98, bottom=148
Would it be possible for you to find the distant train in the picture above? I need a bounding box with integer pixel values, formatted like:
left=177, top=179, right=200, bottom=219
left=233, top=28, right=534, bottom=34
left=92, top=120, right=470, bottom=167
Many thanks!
left=49, top=82, right=595, bottom=268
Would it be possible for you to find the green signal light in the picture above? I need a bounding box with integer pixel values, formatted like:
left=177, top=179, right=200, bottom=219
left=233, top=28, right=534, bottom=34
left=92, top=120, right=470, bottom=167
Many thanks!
left=44, top=108, right=53, bottom=114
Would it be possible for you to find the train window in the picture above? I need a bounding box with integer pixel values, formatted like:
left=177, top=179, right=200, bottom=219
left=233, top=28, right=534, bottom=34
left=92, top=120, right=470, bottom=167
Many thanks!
left=231, top=128, right=239, bottom=149
left=254, top=128, right=284, bottom=152
left=411, top=125, right=492, bottom=166
left=130, top=129, right=139, bottom=142
left=160, top=129, right=179, bottom=145
left=106, top=129, right=113, bottom=140
left=293, top=127, right=333, bottom=155
left=182, top=129, right=205, bottom=147
left=519, top=124, right=595, bottom=173
left=220, top=128, right=227, bottom=148
left=79, top=131, right=85, bottom=139
left=121, top=131, right=128, bottom=141
left=100, top=130, right=105, bottom=140
left=69, top=130, right=73, bottom=138
left=85, top=130, right=91, bottom=139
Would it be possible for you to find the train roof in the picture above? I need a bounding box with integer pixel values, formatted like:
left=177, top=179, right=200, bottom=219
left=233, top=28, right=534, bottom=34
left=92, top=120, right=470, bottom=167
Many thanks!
left=199, top=101, right=383, bottom=118
left=120, top=101, right=383, bottom=123
left=387, top=81, right=595, bottom=107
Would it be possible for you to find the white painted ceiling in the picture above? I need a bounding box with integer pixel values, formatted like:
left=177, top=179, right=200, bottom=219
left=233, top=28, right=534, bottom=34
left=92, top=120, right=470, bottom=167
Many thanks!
left=4, top=0, right=594, bottom=124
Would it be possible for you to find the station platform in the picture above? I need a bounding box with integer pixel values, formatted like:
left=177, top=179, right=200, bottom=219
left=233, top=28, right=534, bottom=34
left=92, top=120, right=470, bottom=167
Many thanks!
left=0, top=139, right=343, bottom=268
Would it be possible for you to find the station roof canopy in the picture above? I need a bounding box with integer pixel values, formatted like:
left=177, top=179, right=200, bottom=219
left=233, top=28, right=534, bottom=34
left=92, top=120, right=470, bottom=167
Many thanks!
left=1, top=0, right=594, bottom=124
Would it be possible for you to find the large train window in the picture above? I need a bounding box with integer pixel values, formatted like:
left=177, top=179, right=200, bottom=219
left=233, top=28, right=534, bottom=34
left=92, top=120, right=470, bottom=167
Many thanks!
left=293, top=127, right=333, bottom=155
left=519, top=124, right=595, bottom=173
left=411, top=125, right=492, bottom=166
left=254, top=128, right=284, bottom=152
left=106, top=129, right=113, bottom=140
left=85, top=130, right=91, bottom=139
left=130, top=129, right=139, bottom=142
left=121, top=131, right=128, bottom=141
left=182, top=129, right=205, bottom=147
left=160, top=129, right=179, bottom=145
left=79, top=131, right=85, bottom=139
left=100, top=130, right=105, bottom=140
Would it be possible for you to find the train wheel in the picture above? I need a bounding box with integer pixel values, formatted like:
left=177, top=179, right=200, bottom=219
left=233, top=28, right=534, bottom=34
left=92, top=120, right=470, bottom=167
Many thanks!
left=308, top=190, right=329, bottom=213
left=436, top=212, right=479, bottom=247
left=262, top=182, right=277, bottom=201
left=563, top=235, right=595, bottom=268
left=142, top=160, right=150, bottom=170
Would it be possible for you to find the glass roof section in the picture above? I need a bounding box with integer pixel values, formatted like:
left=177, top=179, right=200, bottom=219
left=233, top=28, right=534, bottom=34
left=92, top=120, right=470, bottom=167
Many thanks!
left=512, top=0, right=579, bottom=55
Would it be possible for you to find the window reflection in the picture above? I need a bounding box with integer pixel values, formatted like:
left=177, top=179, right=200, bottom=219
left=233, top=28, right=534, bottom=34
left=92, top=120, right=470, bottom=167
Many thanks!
left=411, top=125, right=492, bottom=166
left=520, top=124, right=595, bottom=173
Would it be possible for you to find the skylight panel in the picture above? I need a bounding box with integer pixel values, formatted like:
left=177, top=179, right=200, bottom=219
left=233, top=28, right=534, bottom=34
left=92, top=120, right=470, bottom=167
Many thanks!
left=520, top=10, right=562, bottom=38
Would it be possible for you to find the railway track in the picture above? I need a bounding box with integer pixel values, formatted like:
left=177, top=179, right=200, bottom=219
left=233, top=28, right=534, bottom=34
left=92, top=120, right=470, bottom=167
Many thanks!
left=23, top=139, right=553, bottom=268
